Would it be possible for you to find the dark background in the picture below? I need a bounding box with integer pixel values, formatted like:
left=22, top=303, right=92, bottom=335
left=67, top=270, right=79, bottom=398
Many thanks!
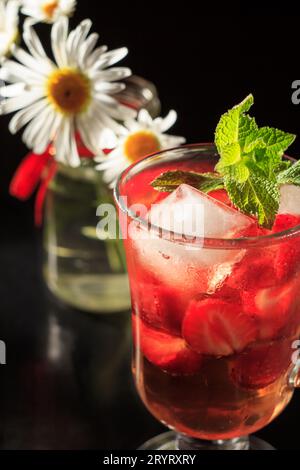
left=1, top=6, right=300, bottom=451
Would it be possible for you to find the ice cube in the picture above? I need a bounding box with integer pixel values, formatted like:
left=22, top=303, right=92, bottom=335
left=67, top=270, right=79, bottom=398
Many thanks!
left=149, top=184, right=253, bottom=238
left=279, top=184, right=300, bottom=215
left=130, top=184, right=252, bottom=295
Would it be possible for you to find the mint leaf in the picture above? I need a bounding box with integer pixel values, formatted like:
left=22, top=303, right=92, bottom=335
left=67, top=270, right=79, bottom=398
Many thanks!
left=224, top=175, right=280, bottom=229
left=215, top=142, right=241, bottom=173
left=215, top=94, right=254, bottom=154
left=277, top=160, right=300, bottom=186
left=239, top=115, right=259, bottom=150
left=213, top=94, right=297, bottom=227
left=257, top=127, right=296, bottom=160
left=274, top=160, right=292, bottom=174
left=227, top=160, right=250, bottom=183
left=151, top=171, right=224, bottom=193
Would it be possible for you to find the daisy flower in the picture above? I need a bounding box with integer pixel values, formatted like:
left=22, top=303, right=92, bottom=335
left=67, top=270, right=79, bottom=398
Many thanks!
left=0, top=17, right=135, bottom=167
left=0, top=0, right=20, bottom=61
left=21, top=0, right=76, bottom=24
left=95, top=109, right=186, bottom=187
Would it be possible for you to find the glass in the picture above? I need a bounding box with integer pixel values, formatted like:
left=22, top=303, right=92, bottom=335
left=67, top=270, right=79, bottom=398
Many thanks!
left=43, top=75, right=161, bottom=314
left=115, top=143, right=300, bottom=450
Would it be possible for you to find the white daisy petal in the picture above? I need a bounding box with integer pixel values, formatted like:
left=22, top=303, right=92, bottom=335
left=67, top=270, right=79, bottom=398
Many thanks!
left=23, top=19, right=48, bottom=59
left=8, top=98, right=49, bottom=133
left=54, top=119, right=68, bottom=163
left=85, top=45, right=108, bottom=69
left=33, top=119, right=54, bottom=153
left=95, top=151, right=124, bottom=168
left=0, top=0, right=19, bottom=59
left=98, top=128, right=119, bottom=149
left=78, top=32, right=99, bottom=69
left=67, top=19, right=92, bottom=66
left=1, top=59, right=43, bottom=84
left=91, top=106, right=127, bottom=135
left=157, top=109, right=178, bottom=133
left=76, top=114, right=100, bottom=154
left=98, top=101, right=137, bottom=120
left=75, top=19, right=92, bottom=46
left=94, top=81, right=126, bottom=94
left=161, top=135, right=186, bottom=148
left=69, top=120, right=81, bottom=167
left=124, top=118, right=140, bottom=132
left=93, top=149, right=106, bottom=162
left=0, top=82, right=26, bottom=98
left=91, top=47, right=128, bottom=71
left=22, top=104, right=53, bottom=148
left=0, top=89, right=44, bottom=114
left=138, top=109, right=153, bottom=126
left=51, top=16, right=69, bottom=68
left=13, top=46, right=53, bottom=76
left=92, top=67, right=132, bottom=82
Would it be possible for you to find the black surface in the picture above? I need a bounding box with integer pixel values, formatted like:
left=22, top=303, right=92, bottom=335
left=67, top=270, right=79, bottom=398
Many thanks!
left=0, top=223, right=299, bottom=450
left=0, top=231, right=164, bottom=450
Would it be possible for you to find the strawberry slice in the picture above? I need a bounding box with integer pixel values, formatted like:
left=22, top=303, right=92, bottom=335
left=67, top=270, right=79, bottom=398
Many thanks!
left=227, top=214, right=300, bottom=291
left=130, top=277, right=187, bottom=335
left=231, top=339, right=292, bottom=389
left=182, top=298, right=258, bottom=357
left=228, top=249, right=278, bottom=290
left=132, top=315, right=203, bottom=375
left=242, top=281, right=297, bottom=341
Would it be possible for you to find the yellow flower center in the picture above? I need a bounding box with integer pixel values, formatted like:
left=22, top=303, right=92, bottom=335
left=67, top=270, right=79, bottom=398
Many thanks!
left=42, top=0, right=59, bottom=19
left=124, top=130, right=161, bottom=163
left=46, top=68, right=91, bottom=116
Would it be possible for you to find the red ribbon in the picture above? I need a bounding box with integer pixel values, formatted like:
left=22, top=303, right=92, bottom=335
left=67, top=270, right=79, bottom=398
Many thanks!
left=9, top=149, right=57, bottom=227
left=9, top=134, right=95, bottom=227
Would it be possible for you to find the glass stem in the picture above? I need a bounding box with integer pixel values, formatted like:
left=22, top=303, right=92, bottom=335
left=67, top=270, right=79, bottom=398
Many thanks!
left=176, top=434, right=250, bottom=450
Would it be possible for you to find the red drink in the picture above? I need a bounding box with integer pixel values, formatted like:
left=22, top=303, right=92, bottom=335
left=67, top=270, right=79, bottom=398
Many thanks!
left=116, top=145, right=300, bottom=442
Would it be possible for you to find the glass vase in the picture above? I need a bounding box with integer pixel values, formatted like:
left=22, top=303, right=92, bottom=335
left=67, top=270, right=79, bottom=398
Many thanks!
left=43, top=76, right=160, bottom=314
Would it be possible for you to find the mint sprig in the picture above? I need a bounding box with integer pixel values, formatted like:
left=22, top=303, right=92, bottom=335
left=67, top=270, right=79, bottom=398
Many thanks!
left=151, top=94, right=297, bottom=229
left=214, top=94, right=295, bottom=227
left=151, top=171, right=224, bottom=193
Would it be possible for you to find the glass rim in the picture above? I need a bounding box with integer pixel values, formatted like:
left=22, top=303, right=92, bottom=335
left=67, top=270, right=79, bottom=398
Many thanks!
left=114, top=143, right=300, bottom=250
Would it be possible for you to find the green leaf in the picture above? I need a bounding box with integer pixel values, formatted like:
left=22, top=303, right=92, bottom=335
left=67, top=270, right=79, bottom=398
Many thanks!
left=257, top=127, right=296, bottom=160
left=227, top=160, right=250, bottom=183
left=273, top=160, right=292, bottom=175
left=215, top=142, right=241, bottom=173
left=243, top=133, right=265, bottom=154
left=239, top=115, right=259, bottom=150
left=215, top=94, right=254, bottom=154
left=151, top=170, right=224, bottom=193
left=213, top=95, right=297, bottom=227
left=277, top=160, right=300, bottom=186
left=224, top=174, right=280, bottom=229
